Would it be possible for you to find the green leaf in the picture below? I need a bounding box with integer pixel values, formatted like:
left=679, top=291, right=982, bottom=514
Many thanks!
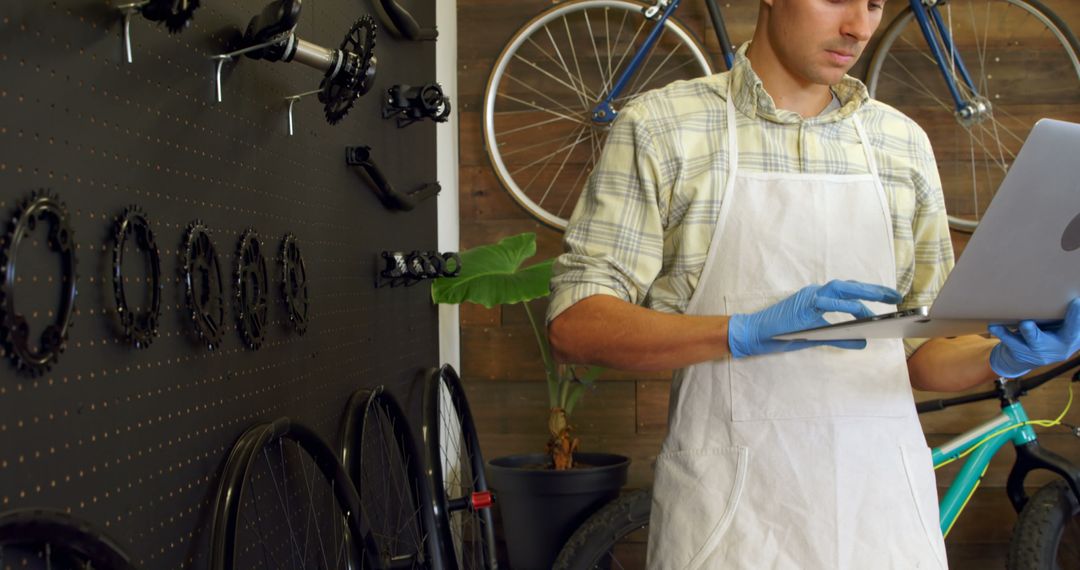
left=431, top=233, right=554, bottom=308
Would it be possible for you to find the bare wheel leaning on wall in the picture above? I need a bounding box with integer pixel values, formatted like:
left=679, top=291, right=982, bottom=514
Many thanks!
left=483, top=0, right=712, bottom=231
left=866, top=0, right=1080, bottom=232
left=339, top=386, right=441, bottom=568
left=210, top=418, right=381, bottom=570
left=0, top=508, right=138, bottom=570
left=421, top=365, right=498, bottom=569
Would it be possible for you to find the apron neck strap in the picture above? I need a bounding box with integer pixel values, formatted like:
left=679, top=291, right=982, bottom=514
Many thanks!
left=852, top=114, right=882, bottom=181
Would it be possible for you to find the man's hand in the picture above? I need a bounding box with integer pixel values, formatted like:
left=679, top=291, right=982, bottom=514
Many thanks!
left=727, top=280, right=903, bottom=359
left=989, top=298, right=1080, bottom=378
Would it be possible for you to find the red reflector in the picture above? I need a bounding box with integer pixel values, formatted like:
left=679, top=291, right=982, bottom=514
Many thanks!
left=471, top=491, right=494, bottom=510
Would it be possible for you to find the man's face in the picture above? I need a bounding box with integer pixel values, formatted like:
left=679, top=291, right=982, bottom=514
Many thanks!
left=764, top=0, right=886, bottom=85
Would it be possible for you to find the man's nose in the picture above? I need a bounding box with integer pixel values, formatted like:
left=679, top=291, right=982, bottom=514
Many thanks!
left=840, top=6, right=874, bottom=43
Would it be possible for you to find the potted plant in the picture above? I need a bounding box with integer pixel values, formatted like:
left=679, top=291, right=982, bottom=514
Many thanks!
left=431, top=232, right=629, bottom=569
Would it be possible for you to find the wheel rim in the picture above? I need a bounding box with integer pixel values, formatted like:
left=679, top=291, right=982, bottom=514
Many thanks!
left=426, top=366, right=496, bottom=569
left=211, top=420, right=372, bottom=570
left=866, top=0, right=1080, bottom=232
left=483, top=0, right=712, bottom=231
left=352, top=389, right=432, bottom=568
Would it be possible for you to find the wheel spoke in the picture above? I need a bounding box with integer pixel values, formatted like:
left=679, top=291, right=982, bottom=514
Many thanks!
left=498, top=90, right=590, bottom=127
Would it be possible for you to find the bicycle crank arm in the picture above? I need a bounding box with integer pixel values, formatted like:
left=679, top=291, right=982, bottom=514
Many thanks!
left=346, top=146, right=441, bottom=211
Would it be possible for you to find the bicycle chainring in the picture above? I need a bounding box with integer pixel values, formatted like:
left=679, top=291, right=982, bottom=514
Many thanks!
left=235, top=229, right=269, bottom=350
left=320, top=15, right=377, bottom=125
left=141, top=0, right=201, bottom=34
left=279, top=233, right=309, bottom=336
left=180, top=220, right=226, bottom=350
left=0, top=189, right=78, bottom=377
left=112, top=205, right=162, bottom=349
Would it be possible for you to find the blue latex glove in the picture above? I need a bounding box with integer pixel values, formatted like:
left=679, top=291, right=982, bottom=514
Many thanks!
left=988, top=298, right=1080, bottom=378
left=727, top=280, right=903, bottom=359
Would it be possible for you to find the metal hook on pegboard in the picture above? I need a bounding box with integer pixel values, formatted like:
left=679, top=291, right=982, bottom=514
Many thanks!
left=282, top=89, right=319, bottom=136
left=114, top=1, right=149, bottom=64
left=115, top=0, right=201, bottom=64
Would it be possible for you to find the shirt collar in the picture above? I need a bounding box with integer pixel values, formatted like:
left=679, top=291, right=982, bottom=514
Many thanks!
left=712, top=42, right=870, bottom=124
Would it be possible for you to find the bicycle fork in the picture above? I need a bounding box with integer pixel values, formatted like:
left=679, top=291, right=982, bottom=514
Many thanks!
left=906, top=0, right=991, bottom=126
left=591, top=0, right=683, bottom=124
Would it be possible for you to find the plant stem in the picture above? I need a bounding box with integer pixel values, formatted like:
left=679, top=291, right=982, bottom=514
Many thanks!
left=522, top=300, right=559, bottom=407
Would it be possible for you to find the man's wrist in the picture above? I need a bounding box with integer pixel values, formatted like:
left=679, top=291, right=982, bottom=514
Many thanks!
left=728, top=313, right=750, bottom=359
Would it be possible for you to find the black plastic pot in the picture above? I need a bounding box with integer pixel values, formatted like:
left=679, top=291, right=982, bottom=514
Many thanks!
left=487, top=452, right=630, bottom=570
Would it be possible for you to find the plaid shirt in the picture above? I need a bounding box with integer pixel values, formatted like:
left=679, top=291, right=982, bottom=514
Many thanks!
left=548, top=45, right=955, bottom=357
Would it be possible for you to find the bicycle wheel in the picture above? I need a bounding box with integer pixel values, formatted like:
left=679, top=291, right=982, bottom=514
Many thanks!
left=210, top=418, right=380, bottom=570
left=422, top=365, right=497, bottom=569
left=340, top=386, right=440, bottom=569
left=866, top=0, right=1080, bottom=232
left=483, top=0, right=712, bottom=230
left=553, top=489, right=651, bottom=570
left=0, top=509, right=137, bottom=570
left=1007, top=478, right=1080, bottom=569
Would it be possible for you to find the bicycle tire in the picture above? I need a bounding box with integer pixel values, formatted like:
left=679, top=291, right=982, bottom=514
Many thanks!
left=866, top=0, right=1080, bottom=232
left=553, top=489, right=652, bottom=570
left=422, top=364, right=498, bottom=569
left=0, top=509, right=138, bottom=570
left=1007, top=479, right=1080, bottom=569
left=210, top=417, right=380, bottom=570
left=340, top=386, right=441, bottom=569
left=483, top=0, right=712, bottom=231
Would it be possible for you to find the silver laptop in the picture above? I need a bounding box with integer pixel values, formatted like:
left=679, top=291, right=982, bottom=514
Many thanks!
left=774, top=118, right=1080, bottom=342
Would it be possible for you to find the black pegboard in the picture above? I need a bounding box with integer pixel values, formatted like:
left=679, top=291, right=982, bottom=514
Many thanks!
left=0, top=0, right=441, bottom=567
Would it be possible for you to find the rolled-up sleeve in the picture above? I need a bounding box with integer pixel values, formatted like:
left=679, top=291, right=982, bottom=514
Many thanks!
left=902, top=127, right=956, bottom=358
left=547, top=101, right=668, bottom=324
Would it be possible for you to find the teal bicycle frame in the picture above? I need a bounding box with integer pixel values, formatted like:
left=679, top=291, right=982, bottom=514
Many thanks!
left=921, top=359, right=1080, bottom=537
left=932, top=399, right=1037, bottom=535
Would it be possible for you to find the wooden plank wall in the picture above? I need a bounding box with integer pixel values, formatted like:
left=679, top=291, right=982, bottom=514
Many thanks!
left=456, top=1, right=1080, bottom=567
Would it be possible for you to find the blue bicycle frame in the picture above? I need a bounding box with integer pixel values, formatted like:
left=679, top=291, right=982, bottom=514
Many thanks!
left=591, top=0, right=734, bottom=124
left=590, top=0, right=983, bottom=125
left=905, top=0, right=985, bottom=118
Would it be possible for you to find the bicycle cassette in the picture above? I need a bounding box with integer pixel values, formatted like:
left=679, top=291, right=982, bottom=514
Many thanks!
left=112, top=205, right=162, bottom=349
left=279, top=234, right=309, bottom=336
left=0, top=190, right=78, bottom=377
left=320, top=15, right=377, bottom=125
left=141, top=0, right=201, bottom=33
left=235, top=229, right=269, bottom=350
left=180, top=220, right=226, bottom=350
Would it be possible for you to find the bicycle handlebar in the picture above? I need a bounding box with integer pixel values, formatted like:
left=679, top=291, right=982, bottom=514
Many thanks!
left=915, top=354, right=1080, bottom=415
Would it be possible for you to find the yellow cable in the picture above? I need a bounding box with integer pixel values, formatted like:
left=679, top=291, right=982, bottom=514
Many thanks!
left=934, top=379, right=1074, bottom=471
left=942, top=463, right=989, bottom=539
left=935, top=380, right=1073, bottom=536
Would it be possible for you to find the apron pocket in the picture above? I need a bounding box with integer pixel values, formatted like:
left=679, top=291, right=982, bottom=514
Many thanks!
left=899, top=444, right=949, bottom=570
left=647, top=446, right=748, bottom=570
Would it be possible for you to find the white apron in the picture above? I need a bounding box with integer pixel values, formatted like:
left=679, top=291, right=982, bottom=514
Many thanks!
left=645, top=80, right=949, bottom=570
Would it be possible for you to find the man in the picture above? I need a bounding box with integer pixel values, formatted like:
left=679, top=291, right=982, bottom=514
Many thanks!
left=546, top=0, right=1080, bottom=568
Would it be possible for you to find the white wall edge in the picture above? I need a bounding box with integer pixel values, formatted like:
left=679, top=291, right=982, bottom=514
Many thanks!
left=436, top=0, right=460, bottom=372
